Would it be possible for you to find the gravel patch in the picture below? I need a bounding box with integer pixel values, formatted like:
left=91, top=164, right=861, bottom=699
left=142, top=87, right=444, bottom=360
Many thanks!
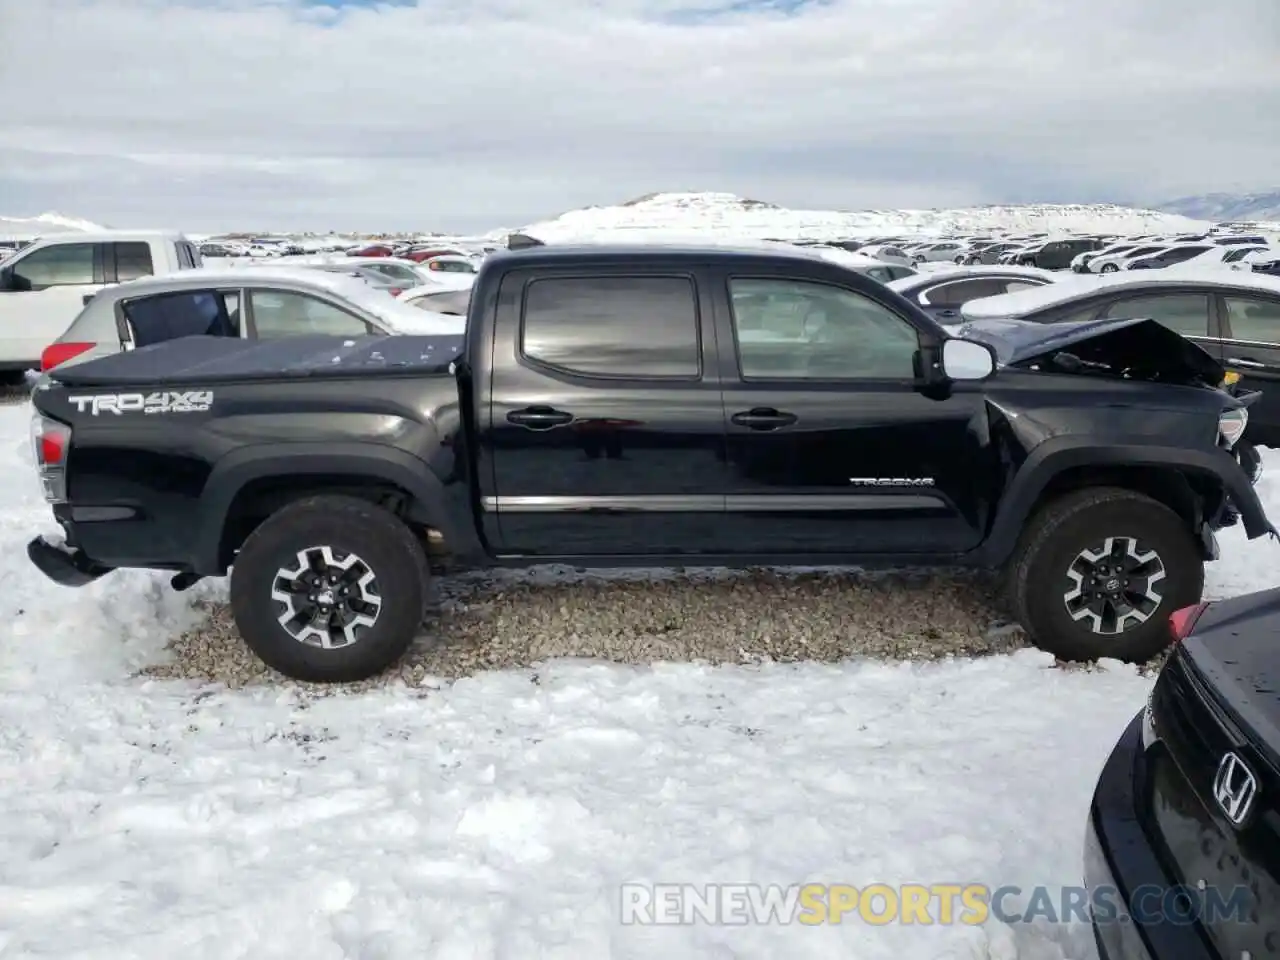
left=141, top=566, right=1028, bottom=692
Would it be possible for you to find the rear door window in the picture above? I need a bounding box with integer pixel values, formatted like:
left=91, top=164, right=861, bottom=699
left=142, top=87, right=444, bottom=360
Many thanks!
left=1224, top=297, right=1280, bottom=344
left=1099, top=293, right=1211, bottom=336
left=521, top=276, right=700, bottom=378
left=113, top=242, right=155, bottom=282
left=248, top=289, right=375, bottom=338
left=122, top=290, right=240, bottom=347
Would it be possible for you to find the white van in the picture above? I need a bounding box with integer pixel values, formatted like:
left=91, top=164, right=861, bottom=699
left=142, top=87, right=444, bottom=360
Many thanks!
left=0, top=231, right=201, bottom=375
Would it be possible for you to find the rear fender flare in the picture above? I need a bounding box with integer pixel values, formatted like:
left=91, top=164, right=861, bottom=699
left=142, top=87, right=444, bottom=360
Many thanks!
left=981, top=438, right=1267, bottom=566
left=194, top=443, right=482, bottom=574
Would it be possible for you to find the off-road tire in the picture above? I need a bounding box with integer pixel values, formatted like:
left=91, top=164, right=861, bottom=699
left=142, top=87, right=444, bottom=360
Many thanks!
left=229, top=495, right=429, bottom=683
left=1008, top=487, right=1204, bottom=664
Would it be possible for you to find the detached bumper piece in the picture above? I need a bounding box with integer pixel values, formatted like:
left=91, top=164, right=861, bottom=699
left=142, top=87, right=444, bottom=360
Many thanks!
left=27, top=536, right=114, bottom=587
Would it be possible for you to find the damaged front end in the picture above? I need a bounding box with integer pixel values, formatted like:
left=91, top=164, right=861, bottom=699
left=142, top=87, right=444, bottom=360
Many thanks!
left=956, top=315, right=1226, bottom=387
left=955, top=314, right=1274, bottom=539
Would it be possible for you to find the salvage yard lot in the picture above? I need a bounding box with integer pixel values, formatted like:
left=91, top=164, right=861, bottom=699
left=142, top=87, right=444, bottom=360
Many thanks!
left=1, top=397, right=1277, bottom=959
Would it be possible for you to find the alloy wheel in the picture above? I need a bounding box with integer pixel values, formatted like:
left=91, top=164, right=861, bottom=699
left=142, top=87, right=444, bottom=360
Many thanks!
left=1062, top=536, right=1166, bottom=635
left=270, top=545, right=382, bottom=649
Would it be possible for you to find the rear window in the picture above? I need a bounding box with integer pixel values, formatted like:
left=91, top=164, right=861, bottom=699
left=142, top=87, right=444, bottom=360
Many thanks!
left=922, top=278, right=1009, bottom=307
left=123, top=290, right=240, bottom=347
left=521, top=276, right=700, bottom=379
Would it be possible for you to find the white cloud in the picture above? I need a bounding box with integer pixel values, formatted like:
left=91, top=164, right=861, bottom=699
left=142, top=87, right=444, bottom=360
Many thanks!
left=0, top=0, right=1277, bottom=231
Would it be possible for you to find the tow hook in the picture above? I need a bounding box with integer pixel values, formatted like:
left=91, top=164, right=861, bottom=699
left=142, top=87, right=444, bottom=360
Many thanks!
left=170, top=571, right=204, bottom=591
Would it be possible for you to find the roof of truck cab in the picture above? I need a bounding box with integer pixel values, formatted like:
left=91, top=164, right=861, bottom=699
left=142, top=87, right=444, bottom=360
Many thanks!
left=485, top=242, right=836, bottom=266
left=27, top=230, right=189, bottom=244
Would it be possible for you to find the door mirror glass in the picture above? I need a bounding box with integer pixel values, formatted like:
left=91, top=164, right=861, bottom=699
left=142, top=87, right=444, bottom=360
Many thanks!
left=941, top=338, right=996, bottom=381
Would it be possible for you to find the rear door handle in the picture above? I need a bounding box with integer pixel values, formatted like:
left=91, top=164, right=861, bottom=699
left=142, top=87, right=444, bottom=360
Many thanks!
left=731, top=407, right=798, bottom=430
left=507, top=406, right=574, bottom=429
left=1226, top=357, right=1268, bottom=369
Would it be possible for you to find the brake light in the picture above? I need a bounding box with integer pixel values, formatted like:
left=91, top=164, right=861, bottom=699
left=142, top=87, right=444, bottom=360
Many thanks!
left=388, top=287, right=403, bottom=296
left=29, top=413, right=71, bottom=502
left=41, top=341, right=95, bottom=371
left=1169, top=602, right=1210, bottom=642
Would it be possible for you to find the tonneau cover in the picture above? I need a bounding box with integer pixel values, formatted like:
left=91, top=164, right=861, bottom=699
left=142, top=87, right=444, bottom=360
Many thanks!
left=48, top=334, right=466, bottom=387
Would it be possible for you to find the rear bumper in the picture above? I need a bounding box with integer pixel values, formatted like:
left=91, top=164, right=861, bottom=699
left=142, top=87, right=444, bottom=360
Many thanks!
left=27, top=535, right=113, bottom=587
left=1086, top=712, right=1214, bottom=960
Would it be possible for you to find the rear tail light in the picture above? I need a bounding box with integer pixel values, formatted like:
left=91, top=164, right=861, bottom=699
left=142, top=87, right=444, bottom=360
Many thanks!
left=41, top=341, right=95, bottom=372
left=388, top=287, right=403, bottom=296
left=30, top=412, right=71, bottom=502
left=1169, top=602, right=1210, bottom=642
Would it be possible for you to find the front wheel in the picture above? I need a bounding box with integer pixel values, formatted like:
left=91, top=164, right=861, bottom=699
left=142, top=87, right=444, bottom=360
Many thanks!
left=229, top=494, right=429, bottom=682
left=1100, top=263, right=1119, bottom=273
left=1008, top=488, right=1203, bottom=663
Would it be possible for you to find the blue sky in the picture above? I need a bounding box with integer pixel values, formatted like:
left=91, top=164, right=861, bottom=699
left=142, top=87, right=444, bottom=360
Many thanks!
left=1, top=0, right=1276, bottom=232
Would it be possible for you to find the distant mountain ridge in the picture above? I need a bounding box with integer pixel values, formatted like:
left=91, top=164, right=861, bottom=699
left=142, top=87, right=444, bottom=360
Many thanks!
left=519, top=192, right=1208, bottom=242
left=1154, top=190, right=1280, bottom=223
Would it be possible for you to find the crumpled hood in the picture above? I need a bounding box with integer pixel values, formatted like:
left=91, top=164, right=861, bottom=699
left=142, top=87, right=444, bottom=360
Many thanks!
left=953, top=315, right=1225, bottom=386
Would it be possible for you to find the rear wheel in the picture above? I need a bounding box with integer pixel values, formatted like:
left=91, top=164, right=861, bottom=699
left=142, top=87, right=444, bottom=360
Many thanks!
left=229, top=495, right=428, bottom=682
left=1100, top=263, right=1120, bottom=273
left=1009, top=488, right=1203, bottom=663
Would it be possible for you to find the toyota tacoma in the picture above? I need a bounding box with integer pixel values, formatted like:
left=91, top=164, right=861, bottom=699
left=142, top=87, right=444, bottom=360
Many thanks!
left=25, top=243, right=1275, bottom=681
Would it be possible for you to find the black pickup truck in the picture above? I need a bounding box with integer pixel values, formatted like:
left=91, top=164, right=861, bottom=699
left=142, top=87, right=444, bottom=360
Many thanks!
left=25, top=244, right=1275, bottom=682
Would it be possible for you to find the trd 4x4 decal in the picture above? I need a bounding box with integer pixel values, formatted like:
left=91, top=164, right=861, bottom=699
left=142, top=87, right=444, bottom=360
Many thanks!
left=68, top=391, right=214, bottom=415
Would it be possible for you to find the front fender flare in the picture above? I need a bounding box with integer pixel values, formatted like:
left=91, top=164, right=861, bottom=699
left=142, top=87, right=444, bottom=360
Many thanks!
left=980, top=438, right=1275, bottom=567
left=193, top=442, right=482, bottom=574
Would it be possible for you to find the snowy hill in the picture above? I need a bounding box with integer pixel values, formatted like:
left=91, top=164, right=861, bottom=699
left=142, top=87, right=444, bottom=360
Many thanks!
left=1155, top=190, right=1280, bottom=226
left=519, top=192, right=1209, bottom=242
left=0, top=211, right=104, bottom=239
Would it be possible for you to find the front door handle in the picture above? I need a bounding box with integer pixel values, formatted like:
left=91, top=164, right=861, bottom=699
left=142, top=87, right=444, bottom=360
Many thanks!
left=1226, top=357, right=1268, bottom=369
left=507, top=406, right=574, bottom=430
left=731, top=407, right=798, bottom=430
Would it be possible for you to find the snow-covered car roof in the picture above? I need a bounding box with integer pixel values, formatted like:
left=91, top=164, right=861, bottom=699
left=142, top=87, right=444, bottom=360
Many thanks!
left=959, top=267, right=1280, bottom=321
left=885, top=264, right=1060, bottom=294
left=109, top=265, right=464, bottom=335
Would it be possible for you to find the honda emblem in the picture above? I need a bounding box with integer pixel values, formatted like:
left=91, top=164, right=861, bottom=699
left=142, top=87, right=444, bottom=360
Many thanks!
left=1213, top=751, right=1259, bottom=826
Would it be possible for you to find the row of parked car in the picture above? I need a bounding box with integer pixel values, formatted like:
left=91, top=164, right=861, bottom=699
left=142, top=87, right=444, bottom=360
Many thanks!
left=813, top=230, right=1280, bottom=278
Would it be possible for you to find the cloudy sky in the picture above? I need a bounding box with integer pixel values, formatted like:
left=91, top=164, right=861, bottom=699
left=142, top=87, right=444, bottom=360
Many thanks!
left=1, top=0, right=1278, bottom=233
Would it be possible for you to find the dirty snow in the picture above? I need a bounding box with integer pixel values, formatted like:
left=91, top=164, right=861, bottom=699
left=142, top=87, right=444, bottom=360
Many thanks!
left=1, top=401, right=1278, bottom=959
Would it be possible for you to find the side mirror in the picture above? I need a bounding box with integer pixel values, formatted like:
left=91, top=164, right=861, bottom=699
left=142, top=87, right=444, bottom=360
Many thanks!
left=941, top=338, right=996, bottom=381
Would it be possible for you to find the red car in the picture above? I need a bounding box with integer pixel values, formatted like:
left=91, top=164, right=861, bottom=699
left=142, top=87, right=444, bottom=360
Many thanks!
left=346, top=243, right=395, bottom=258
left=402, top=247, right=465, bottom=263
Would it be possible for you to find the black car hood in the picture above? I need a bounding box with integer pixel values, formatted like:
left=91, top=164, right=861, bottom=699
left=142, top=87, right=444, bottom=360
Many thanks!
left=955, top=315, right=1225, bottom=386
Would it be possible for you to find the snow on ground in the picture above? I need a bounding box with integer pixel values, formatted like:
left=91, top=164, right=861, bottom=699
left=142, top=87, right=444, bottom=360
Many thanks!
left=1, top=401, right=1278, bottom=959
left=519, top=192, right=1211, bottom=244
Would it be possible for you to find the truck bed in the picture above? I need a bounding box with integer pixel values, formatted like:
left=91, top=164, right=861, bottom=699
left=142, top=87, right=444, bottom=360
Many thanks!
left=47, top=334, right=466, bottom=386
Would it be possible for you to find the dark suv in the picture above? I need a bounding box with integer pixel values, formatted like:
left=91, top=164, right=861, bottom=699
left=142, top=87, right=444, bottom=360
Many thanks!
left=1019, top=238, right=1106, bottom=270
